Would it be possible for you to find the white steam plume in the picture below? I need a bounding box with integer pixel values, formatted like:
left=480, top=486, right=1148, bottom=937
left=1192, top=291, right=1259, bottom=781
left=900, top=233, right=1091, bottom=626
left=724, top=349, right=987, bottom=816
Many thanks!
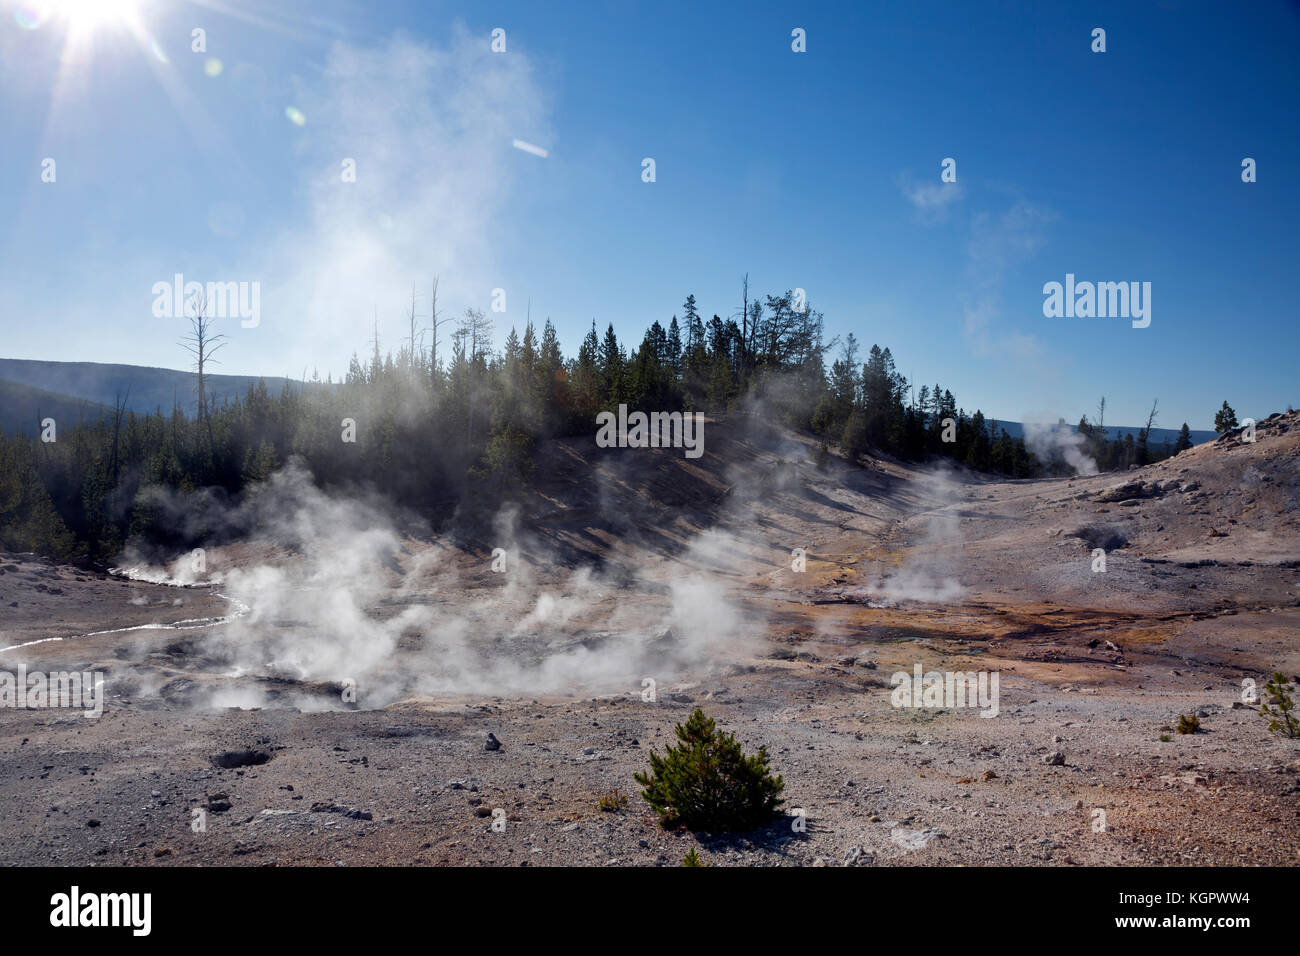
left=123, top=459, right=760, bottom=709
left=1023, top=420, right=1099, bottom=476
left=865, top=466, right=966, bottom=603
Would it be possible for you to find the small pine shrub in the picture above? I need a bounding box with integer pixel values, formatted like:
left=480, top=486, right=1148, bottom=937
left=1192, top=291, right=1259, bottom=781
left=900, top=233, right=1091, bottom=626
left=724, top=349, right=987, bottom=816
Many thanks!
left=597, top=789, right=629, bottom=812
left=1176, top=714, right=1200, bottom=735
left=682, top=847, right=703, bottom=867
left=1159, top=734, right=1172, bottom=743
left=1259, top=672, right=1299, bottom=738
left=634, top=708, right=784, bottom=832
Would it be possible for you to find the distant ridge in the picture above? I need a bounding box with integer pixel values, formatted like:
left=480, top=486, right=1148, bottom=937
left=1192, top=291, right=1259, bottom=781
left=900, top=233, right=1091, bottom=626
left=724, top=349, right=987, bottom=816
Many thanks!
left=0, top=357, right=1218, bottom=448
left=0, top=378, right=113, bottom=437
left=986, top=419, right=1216, bottom=448
left=0, top=358, right=320, bottom=419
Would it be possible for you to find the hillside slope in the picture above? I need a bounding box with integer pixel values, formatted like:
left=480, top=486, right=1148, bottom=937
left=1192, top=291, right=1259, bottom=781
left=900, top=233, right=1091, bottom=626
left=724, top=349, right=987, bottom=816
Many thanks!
left=0, top=358, right=316, bottom=417
left=0, top=378, right=112, bottom=437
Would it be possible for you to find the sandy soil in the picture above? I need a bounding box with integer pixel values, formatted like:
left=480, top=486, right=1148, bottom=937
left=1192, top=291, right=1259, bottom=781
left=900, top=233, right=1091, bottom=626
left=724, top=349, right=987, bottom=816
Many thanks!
left=1, top=411, right=1297, bottom=866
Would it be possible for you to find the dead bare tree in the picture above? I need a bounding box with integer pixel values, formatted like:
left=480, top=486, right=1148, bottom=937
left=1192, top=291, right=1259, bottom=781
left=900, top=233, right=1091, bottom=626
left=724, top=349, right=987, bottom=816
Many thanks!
left=735, top=273, right=750, bottom=371
left=406, top=282, right=421, bottom=377
left=1140, top=398, right=1159, bottom=461
left=179, top=292, right=226, bottom=451
left=1094, top=395, right=1107, bottom=461
left=429, top=276, right=455, bottom=388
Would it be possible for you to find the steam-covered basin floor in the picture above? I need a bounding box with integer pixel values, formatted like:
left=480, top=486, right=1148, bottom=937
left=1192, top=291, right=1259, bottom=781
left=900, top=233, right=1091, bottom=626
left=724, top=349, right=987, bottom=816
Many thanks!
left=1, top=414, right=1298, bottom=864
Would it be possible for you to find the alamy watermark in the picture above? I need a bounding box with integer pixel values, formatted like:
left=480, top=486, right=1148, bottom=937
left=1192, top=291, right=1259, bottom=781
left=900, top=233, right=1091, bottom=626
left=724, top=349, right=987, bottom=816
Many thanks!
left=50, top=886, right=150, bottom=936
left=152, top=274, right=260, bottom=328
left=890, top=664, right=999, bottom=718
left=595, top=404, right=705, bottom=459
left=1042, top=274, right=1150, bottom=328
left=0, top=665, right=103, bottom=717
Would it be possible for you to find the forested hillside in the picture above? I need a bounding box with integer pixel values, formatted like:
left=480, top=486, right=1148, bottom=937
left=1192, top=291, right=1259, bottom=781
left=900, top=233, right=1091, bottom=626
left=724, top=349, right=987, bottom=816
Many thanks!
left=0, top=378, right=112, bottom=438
left=1, top=286, right=1198, bottom=563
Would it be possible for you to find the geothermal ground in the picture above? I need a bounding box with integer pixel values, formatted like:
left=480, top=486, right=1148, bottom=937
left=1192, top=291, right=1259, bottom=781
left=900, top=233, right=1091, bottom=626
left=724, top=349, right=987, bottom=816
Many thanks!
left=1, top=412, right=1298, bottom=866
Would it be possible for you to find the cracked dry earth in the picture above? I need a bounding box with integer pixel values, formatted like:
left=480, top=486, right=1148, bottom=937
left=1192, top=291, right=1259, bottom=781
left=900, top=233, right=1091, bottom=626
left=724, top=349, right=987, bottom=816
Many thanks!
left=0, top=411, right=1297, bottom=866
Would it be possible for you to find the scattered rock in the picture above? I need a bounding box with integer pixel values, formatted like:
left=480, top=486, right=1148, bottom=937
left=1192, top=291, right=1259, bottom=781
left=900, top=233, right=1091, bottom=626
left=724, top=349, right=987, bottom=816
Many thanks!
left=206, top=794, right=232, bottom=813
left=211, top=748, right=272, bottom=770
left=311, top=802, right=372, bottom=820
left=843, top=845, right=875, bottom=866
left=1070, top=526, right=1128, bottom=550
left=890, top=827, right=945, bottom=851
left=1097, top=481, right=1156, bottom=503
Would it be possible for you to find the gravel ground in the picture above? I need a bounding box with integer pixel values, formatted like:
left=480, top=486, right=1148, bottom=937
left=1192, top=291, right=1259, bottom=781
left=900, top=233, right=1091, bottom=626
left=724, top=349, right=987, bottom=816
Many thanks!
left=1, top=412, right=1297, bottom=866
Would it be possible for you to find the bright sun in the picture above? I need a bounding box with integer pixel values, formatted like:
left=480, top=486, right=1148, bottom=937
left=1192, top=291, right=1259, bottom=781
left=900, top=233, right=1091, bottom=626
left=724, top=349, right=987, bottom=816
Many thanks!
left=27, top=0, right=141, bottom=30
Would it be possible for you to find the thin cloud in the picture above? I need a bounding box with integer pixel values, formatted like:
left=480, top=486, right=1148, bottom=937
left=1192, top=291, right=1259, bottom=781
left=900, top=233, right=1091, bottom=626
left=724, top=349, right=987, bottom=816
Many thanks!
left=253, top=25, right=551, bottom=370
left=962, top=200, right=1056, bottom=359
left=899, top=173, right=964, bottom=223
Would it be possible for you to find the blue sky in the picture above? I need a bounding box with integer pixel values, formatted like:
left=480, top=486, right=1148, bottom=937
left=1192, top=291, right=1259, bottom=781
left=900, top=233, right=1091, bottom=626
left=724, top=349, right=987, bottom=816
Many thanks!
left=1, top=0, right=1296, bottom=430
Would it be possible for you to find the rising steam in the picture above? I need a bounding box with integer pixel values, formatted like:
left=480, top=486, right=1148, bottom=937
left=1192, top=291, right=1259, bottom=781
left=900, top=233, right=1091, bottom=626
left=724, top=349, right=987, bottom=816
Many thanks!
left=1022, top=420, right=1099, bottom=476
left=120, top=458, right=761, bottom=709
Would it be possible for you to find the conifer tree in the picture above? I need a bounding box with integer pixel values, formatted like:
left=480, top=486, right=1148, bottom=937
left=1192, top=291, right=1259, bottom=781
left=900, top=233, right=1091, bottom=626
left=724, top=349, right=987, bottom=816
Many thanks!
left=665, top=316, right=682, bottom=374
left=634, top=708, right=784, bottom=831
left=1213, top=401, right=1239, bottom=433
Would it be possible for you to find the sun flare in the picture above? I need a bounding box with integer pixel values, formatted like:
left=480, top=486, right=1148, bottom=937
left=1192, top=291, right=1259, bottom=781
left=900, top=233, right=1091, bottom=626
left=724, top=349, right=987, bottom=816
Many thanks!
left=21, top=0, right=141, bottom=31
